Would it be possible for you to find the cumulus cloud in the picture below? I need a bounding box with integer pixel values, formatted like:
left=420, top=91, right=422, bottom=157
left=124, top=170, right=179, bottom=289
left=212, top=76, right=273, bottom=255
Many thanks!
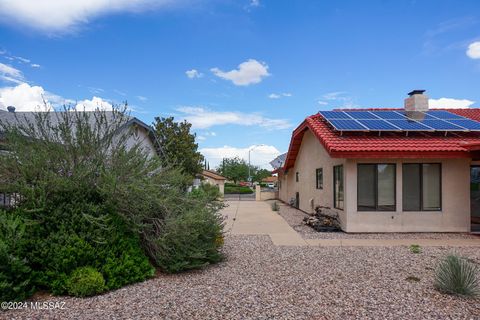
left=75, top=96, right=113, bottom=111
left=429, top=97, right=475, bottom=109
left=268, top=92, right=291, bottom=99
left=0, top=62, right=24, bottom=84
left=0, top=0, right=176, bottom=33
left=185, top=69, right=203, bottom=79
left=176, top=106, right=291, bottom=130
left=211, top=59, right=270, bottom=86
left=0, top=83, right=73, bottom=111
left=467, top=41, right=480, bottom=59
left=200, top=145, right=281, bottom=170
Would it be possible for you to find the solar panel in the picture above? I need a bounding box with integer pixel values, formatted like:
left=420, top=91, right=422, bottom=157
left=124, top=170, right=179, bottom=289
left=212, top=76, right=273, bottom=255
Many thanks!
left=371, top=111, right=407, bottom=119
left=420, top=119, right=467, bottom=131
left=318, top=110, right=480, bottom=132
left=357, top=119, right=400, bottom=130
left=425, top=110, right=465, bottom=120
left=446, top=119, right=480, bottom=130
left=388, top=119, right=434, bottom=130
left=344, top=111, right=379, bottom=119
left=328, top=119, right=367, bottom=131
left=318, top=111, right=351, bottom=119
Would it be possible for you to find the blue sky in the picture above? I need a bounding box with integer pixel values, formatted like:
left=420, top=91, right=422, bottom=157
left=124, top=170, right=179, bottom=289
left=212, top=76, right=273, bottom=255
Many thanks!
left=0, top=0, right=479, bottom=168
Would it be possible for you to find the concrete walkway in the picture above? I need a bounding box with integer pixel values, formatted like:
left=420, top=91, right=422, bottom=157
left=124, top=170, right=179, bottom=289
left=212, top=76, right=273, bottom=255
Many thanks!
left=223, top=200, right=480, bottom=247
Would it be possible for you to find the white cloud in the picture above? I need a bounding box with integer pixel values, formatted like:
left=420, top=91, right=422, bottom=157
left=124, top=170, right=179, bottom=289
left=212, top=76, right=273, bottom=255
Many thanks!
left=30, top=63, right=41, bottom=68
left=211, top=59, right=270, bottom=86
left=268, top=92, right=291, bottom=99
left=320, top=91, right=357, bottom=108
left=196, top=135, right=206, bottom=141
left=176, top=106, right=291, bottom=130
left=137, top=95, right=148, bottom=102
left=0, top=83, right=72, bottom=111
left=185, top=69, right=203, bottom=79
left=429, top=97, right=475, bottom=109
left=250, top=0, right=260, bottom=7
left=75, top=96, right=113, bottom=111
left=0, top=62, right=23, bottom=84
left=467, top=41, right=480, bottom=59
left=0, top=0, right=175, bottom=34
left=317, top=101, right=328, bottom=106
left=200, top=145, right=281, bottom=170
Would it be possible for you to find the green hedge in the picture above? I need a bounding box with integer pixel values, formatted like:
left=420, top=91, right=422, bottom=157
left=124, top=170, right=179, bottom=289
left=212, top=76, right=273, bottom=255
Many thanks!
left=224, top=186, right=253, bottom=194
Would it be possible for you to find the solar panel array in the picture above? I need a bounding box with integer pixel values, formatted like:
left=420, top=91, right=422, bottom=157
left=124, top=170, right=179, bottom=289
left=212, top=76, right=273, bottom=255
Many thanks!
left=318, top=110, right=480, bottom=132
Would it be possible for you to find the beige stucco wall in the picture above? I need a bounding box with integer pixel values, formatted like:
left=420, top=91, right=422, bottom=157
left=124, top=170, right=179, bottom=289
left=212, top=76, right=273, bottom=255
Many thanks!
left=203, top=176, right=225, bottom=195
left=345, top=158, right=470, bottom=233
left=278, top=130, right=347, bottom=229
left=279, top=128, right=471, bottom=233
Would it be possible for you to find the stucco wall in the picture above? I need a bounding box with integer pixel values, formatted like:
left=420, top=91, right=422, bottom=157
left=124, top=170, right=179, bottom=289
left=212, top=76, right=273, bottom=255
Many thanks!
left=345, top=158, right=471, bottom=233
left=280, top=129, right=346, bottom=228
left=124, top=126, right=157, bottom=158
left=203, top=176, right=225, bottom=195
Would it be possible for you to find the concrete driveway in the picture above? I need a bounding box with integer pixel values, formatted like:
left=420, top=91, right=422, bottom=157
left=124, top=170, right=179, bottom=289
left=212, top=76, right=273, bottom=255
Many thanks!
left=222, top=200, right=308, bottom=246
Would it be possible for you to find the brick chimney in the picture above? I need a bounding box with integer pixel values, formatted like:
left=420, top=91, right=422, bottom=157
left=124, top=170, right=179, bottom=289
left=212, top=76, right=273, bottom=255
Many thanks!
left=404, top=90, right=428, bottom=112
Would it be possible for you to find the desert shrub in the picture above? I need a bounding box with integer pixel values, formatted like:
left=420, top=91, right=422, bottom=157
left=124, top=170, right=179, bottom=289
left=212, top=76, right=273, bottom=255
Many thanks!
left=410, top=244, right=421, bottom=254
left=152, top=201, right=224, bottom=273
left=0, top=107, right=224, bottom=300
left=67, top=266, right=105, bottom=297
left=271, top=201, right=279, bottom=211
left=190, top=183, right=222, bottom=202
left=434, top=254, right=479, bottom=297
left=0, top=211, right=35, bottom=302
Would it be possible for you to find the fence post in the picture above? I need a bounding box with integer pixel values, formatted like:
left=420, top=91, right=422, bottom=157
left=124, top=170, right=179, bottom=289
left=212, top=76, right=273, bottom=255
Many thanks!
left=255, top=185, right=261, bottom=201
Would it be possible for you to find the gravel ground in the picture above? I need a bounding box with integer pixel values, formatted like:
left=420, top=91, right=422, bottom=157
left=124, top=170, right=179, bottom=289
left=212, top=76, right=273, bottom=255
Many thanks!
left=274, top=201, right=479, bottom=240
left=3, top=235, right=480, bottom=320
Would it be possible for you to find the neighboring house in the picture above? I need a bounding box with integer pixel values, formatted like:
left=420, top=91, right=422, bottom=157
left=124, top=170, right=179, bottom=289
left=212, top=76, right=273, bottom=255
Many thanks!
left=261, top=176, right=278, bottom=188
left=0, top=108, right=159, bottom=158
left=274, top=90, right=480, bottom=233
left=194, top=170, right=227, bottom=195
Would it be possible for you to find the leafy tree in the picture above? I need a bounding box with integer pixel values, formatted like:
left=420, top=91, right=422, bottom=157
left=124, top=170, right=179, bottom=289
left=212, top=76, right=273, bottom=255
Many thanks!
left=217, top=156, right=268, bottom=183
left=253, top=169, right=272, bottom=182
left=153, top=116, right=204, bottom=177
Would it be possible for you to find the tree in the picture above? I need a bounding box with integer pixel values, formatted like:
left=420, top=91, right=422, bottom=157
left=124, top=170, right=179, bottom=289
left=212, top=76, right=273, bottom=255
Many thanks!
left=153, top=117, right=204, bottom=177
left=216, top=156, right=268, bottom=184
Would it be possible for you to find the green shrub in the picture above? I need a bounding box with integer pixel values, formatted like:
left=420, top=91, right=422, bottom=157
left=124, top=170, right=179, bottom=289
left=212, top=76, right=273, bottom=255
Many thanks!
left=152, top=206, right=224, bottom=273
left=0, top=211, right=35, bottom=302
left=434, top=254, right=479, bottom=297
left=67, top=266, right=105, bottom=297
left=410, top=244, right=421, bottom=254
left=271, top=201, right=279, bottom=211
left=190, top=183, right=222, bottom=202
left=224, top=186, right=253, bottom=194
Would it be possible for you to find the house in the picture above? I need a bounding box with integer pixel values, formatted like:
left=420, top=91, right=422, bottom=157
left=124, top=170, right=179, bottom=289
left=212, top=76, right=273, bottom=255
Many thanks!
left=261, top=176, right=278, bottom=184
left=274, top=90, right=480, bottom=233
left=0, top=107, right=159, bottom=158
left=195, top=169, right=227, bottom=195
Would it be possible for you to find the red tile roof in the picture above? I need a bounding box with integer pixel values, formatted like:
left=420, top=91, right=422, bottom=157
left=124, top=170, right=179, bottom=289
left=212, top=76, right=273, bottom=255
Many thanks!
left=282, top=108, right=480, bottom=170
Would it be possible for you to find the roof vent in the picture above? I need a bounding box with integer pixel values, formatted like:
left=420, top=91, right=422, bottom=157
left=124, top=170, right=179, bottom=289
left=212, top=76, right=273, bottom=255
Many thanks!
left=404, top=90, right=428, bottom=112
left=7, top=106, right=15, bottom=113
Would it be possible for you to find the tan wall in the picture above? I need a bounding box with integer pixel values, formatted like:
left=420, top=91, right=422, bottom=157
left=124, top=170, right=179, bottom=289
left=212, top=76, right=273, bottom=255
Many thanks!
left=345, top=158, right=471, bottom=232
left=279, top=130, right=346, bottom=229
left=203, top=176, right=225, bottom=195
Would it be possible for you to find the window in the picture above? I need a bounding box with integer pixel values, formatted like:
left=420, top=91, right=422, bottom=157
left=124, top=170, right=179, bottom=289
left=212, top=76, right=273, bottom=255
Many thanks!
left=403, top=163, right=441, bottom=211
left=357, top=164, right=396, bottom=211
left=333, top=165, right=344, bottom=209
left=316, top=168, right=323, bottom=189
left=296, top=172, right=299, bottom=182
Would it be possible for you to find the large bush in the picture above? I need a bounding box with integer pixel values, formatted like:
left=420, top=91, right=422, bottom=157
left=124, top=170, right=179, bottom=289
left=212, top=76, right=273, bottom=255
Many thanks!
left=0, top=107, right=224, bottom=301
left=0, top=211, right=35, bottom=302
